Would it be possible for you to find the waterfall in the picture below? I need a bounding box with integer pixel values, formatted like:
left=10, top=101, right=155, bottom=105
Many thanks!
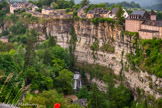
left=73, top=72, right=82, bottom=91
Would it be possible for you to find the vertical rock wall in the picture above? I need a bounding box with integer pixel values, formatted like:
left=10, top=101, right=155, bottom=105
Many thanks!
left=4, top=19, right=161, bottom=99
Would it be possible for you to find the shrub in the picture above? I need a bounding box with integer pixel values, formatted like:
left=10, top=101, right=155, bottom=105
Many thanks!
left=0, top=29, right=9, bottom=36
left=66, top=8, right=71, bottom=13
left=121, top=31, right=139, bottom=38
left=90, top=41, right=99, bottom=51
left=126, top=38, right=162, bottom=78
left=149, top=82, right=153, bottom=88
left=74, top=16, right=79, bottom=21
left=77, top=86, right=92, bottom=100
left=84, top=4, right=107, bottom=13
left=100, top=43, right=115, bottom=53
left=91, top=17, right=115, bottom=25
left=73, top=11, right=77, bottom=18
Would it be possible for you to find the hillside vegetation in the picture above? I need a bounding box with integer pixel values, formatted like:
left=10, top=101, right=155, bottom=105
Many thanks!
left=0, top=1, right=162, bottom=108
left=145, top=4, right=162, bottom=11
left=127, top=38, right=162, bottom=78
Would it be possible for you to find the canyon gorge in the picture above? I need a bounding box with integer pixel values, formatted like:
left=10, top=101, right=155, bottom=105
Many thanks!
left=2, top=18, right=162, bottom=100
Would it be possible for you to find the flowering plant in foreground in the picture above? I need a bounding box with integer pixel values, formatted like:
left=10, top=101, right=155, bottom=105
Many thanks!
left=54, top=103, right=61, bottom=108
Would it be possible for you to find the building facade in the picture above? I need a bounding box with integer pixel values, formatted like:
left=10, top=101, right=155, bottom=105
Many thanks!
left=85, top=7, right=128, bottom=19
left=10, top=2, right=34, bottom=14
left=86, top=8, right=110, bottom=19
left=32, top=5, right=39, bottom=12
left=109, top=7, right=128, bottom=19
left=139, top=20, right=162, bottom=39
left=10, top=3, right=21, bottom=14
left=125, top=10, right=162, bottom=39
left=125, top=11, right=149, bottom=33
left=77, top=5, right=89, bottom=18
left=42, top=7, right=55, bottom=15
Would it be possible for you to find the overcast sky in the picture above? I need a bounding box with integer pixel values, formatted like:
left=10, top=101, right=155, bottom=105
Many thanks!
left=75, top=0, right=162, bottom=7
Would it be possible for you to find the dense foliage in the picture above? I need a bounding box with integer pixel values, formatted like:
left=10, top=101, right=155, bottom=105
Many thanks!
left=0, top=21, right=78, bottom=107
left=0, top=1, right=9, bottom=31
left=80, top=0, right=90, bottom=7
left=90, top=41, right=99, bottom=51
left=121, top=31, right=139, bottom=41
left=0, top=36, right=78, bottom=106
left=126, top=38, right=162, bottom=77
left=100, top=43, right=115, bottom=53
left=116, top=6, right=125, bottom=24
left=24, top=90, right=83, bottom=108
left=0, top=42, right=24, bottom=104
left=76, top=63, right=134, bottom=108
left=0, top=41, right=15, bottom=52
left=91, top=17, right=115, bottom=26
left=76, top=63, right=116, bottom=84
left=30, top=0, right=75, bottom=9
left=157, top=11, right=162, bottom=20
left=84, top=4, right=107, bottom=13
left=0, top=1, right=162, bottom=108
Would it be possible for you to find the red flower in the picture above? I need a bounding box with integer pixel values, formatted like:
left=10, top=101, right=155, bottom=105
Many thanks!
left=54, top=103, right=61, bottom=108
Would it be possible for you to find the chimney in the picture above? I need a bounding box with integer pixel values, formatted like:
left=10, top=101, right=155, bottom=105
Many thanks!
left=150, top=10, right=157, bottom=21
left=153, top=20, right=156, bottom=26
left=148, top=20, right=151, bottom=25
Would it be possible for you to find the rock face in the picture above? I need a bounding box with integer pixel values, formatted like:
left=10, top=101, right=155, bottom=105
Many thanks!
left=73, top=20, right=162, bottom=99
left=4, top=19, right=162, bottom=99
left=28, top=19, right=73, bottom=47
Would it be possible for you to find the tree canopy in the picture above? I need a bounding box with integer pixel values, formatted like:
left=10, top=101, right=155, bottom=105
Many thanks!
left=80, top=0, right=90, bottom=7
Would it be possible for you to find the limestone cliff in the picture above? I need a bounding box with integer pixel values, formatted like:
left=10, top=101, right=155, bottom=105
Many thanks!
left=2, top=18, right=162, bottom=99
left=73, top=20, right=162, bottom=99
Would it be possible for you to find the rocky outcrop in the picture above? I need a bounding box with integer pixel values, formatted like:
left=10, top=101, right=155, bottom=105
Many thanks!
left=3, top=18, right=161, bottom=99
left=28, top=19, right=73, bottom=46
left=30, top=19, right=162, bottom=99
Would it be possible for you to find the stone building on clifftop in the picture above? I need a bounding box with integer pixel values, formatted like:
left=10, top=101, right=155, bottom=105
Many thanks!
left=86, top=8, right=110, bottom=19
left=125, top=10, right=162, bottom=39
left=77, top=5, right=89, bottom=18
left=108, top=7, right=128, bottom=19
left=42, top=7, right=55, bottom=15
left=10, top=2, right=37, bottom=14
left=77, top=6, right=129, bottom=19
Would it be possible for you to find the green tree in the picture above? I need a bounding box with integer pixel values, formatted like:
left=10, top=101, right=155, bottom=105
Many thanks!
left=80, top=0, right=90, bottom=6
left=9, top=21, right=27, bottom=35
left=68, top=27, right=77, bottom=69
left=48, top=35, right=56, bottom=47
left=116, top=6, right=124, bottom=25
left=52, top=58, right=67, bottom=78
left=105, top=74, right=115, bottom=107
left=51, top=2, right=59, bottom=9
left=88, top=84, right=108, bottom=108
left=24, top=90, right=83, bottom=108
left=110, top=84, right=133, bottom=107
left=77, top=86, right=91, bottom=100
left=56, top=69, right=74, bottom=94
left=0, top=52, right=19, bottom=75
left=0, top=72, right=24, bottom=104
left=30, top=73, right=53, bottom=91
left=24, top=30, right=38, bottom=85
left=0, top=41, right=15, bottom=52
left=25, top=90, right=67, bottom=108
